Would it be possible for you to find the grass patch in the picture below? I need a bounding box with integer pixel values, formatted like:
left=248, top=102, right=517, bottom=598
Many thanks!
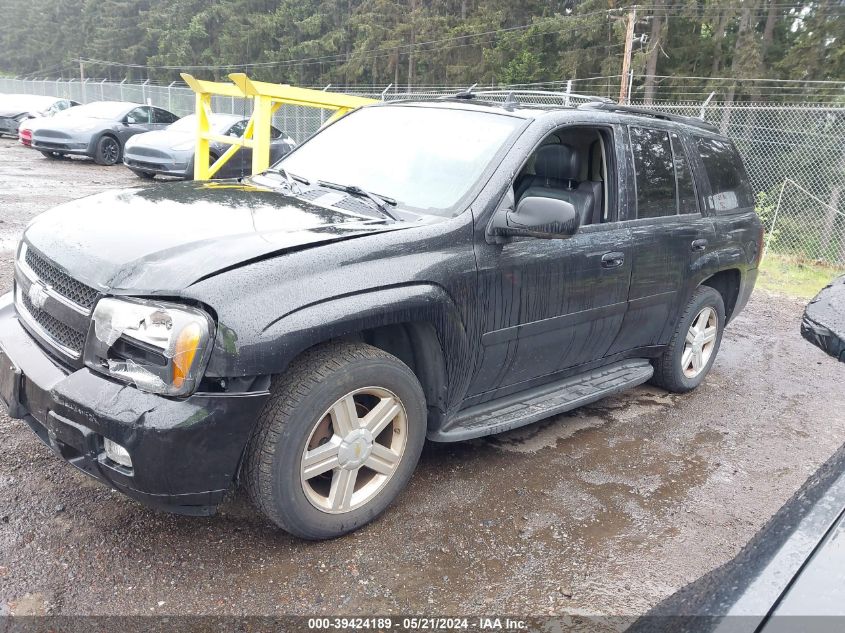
left=758, top=254, right=844, bottom=300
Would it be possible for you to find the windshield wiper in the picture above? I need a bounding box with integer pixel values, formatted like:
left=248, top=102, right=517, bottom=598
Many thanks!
left=262, top=167, right=310, bottom=192
left=316, top=180, right=399, bottom=221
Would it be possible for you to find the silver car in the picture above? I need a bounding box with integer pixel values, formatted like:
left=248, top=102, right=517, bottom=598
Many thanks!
left=30, top=101, right=179, bottom=164
left=0, top=94, right=79, bottom=137
left=123, top=113, right=296, bottom=180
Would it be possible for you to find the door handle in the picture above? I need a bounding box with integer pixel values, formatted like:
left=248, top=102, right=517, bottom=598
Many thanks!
left=691, top=239, right=708, bottom=252
left=601, top=252, right=625, bottom=269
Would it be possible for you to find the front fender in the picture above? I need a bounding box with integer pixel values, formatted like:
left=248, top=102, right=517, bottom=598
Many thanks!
left=210, top=283, right=472, bottom=408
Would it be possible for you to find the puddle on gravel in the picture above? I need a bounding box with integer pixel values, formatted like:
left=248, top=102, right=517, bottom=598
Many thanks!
left=482, top=386, right=680, bottom=455
left=339, top=398, right=724, bottom=613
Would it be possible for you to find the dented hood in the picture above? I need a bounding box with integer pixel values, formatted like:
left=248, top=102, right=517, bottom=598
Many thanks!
left=23, top=180, right=402, bottom=292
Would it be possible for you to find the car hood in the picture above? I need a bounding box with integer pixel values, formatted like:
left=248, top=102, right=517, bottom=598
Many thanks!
left=23, top=180, right=410, bottom=293
left=0, top=107, right=30, bottom=118
left=127, top=129, right=191, bottom=150
left=34, top=116, right=109, bottom=134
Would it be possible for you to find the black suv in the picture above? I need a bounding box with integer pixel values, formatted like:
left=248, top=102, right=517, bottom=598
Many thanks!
left=0, top=96, right=762, bottom=539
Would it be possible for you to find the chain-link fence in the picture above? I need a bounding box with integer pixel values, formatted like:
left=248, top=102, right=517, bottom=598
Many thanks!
left=2, top=77, right=844, bottom=267
left=626, top=100, right=845, bottom=268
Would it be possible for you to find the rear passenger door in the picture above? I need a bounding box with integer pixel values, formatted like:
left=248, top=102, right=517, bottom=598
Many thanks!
left=217, top=119, right=251, bottom=178
left=607, top=125, right=717, bottom=354
left=152, top=107, right=179, bottom=130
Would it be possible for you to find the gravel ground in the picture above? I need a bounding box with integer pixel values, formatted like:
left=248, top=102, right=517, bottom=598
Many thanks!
left=0, top=137, right=844, bottom=618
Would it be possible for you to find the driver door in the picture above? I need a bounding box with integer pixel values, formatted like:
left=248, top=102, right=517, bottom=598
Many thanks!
left=119, top=106, right=153, bottom=142
left=467, top=127, right=632, bottom=400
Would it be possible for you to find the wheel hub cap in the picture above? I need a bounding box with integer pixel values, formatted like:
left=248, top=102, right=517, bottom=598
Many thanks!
left=300, top=387, right=408, bottom=514
left=337, top=429, right=374, bottom=470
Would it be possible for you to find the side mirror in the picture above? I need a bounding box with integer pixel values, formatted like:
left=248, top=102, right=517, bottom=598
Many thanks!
left=494, top=196, right=580, bottom=239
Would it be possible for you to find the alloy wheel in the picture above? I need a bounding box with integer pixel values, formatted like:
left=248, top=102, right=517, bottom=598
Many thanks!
left=682, top=306, right=718, bottom=378
left=300, top=387, right=407, bottom=514
left=101, top=138, right=119, bottom=164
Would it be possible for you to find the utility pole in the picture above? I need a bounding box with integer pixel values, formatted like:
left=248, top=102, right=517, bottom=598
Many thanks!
left=619, top=7, right=636, bottom=104
left=79, top=59, right=85, bottom=102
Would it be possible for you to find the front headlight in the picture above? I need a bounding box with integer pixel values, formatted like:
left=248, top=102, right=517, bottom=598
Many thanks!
left=84, top=297, right=215, bottom=396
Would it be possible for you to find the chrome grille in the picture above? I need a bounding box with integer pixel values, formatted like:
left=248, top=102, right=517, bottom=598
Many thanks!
left=18, top=287, right=86, bottom=356
left=25, top=248, right=98, bottom=310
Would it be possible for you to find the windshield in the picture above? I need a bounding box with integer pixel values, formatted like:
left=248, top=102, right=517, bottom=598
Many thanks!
left=276, top=106, right=523, bottom=214
left=72, top=102, right=133, bottom=119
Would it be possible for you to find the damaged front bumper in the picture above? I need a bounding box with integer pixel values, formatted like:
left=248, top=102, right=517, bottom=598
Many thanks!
left=0, top=294, right=269, bottom=515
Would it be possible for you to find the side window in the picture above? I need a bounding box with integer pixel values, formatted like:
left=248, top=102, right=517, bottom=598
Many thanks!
left=153, top=108, right=178, bottom=124
left=511, top=126, right=613, bottom=225
left=671, top=133, right=699, bottom=214
left=269, top=125, right=282, bottom=139
left=227, top=120, right=248, bottom=137
left=126, top=107, right=151, bottom=125
left=694, top=136, right=754, bottom=212
left=630, top=127, right=675, bottom=219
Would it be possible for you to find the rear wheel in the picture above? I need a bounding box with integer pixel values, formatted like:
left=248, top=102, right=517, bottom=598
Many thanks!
left=94, top=135, right=121, bottom=165
left=650, top=286, right=725, bottom=393
left=245, top=342, right=426, bottom=539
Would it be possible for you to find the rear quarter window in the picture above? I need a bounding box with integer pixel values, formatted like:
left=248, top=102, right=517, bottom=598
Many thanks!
left=694, top=136, right=754, bottom=213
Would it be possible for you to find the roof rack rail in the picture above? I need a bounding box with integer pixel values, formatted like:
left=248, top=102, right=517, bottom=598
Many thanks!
left=578, top=102, right=719, bottom=132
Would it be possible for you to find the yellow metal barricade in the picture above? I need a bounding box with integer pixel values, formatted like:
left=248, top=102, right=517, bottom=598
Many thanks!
left=181, top=72, right=376, bottom=181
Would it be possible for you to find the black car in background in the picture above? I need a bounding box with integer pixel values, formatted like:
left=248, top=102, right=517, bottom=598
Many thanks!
left=0, top=94, right=79, bottom=137
left=0, top=98, right=762, bottom=539
left=29, top=101, right=179, bottom=164
left=123, top=113, right=296, bottom=180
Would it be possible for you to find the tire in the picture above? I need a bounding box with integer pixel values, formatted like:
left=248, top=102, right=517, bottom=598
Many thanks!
left=130, top=169, right=155, bottom=180
left=650, top=286, right=726, bottom=393
left=39, top=150, right=64, bottom=160
left=94, top=135, right=121, bottom=166
left=244, top=341, right=427, bottom=539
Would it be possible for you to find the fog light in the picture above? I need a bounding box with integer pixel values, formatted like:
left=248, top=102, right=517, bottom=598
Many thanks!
left=104, top=438, right=133, bottom=469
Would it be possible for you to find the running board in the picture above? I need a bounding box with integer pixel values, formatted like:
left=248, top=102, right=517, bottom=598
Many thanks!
left=429, top=359, right=654, bottom=442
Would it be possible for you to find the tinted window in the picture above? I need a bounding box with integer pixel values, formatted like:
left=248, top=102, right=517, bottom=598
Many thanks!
left=153, top=108, right=178, bottom=124
left=270, top=125, right=282, bottom=139
left=630, top=127, right=675, bottom=219
left=126, top=107, right=151, bottom=124
left=227, top=120, right=248, bottom=137
left=695, top=136, right=754, bottom=212
left=671, top=132, right=698, bottom=214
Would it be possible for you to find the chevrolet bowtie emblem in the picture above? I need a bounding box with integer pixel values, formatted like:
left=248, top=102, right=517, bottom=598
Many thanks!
left=28, top=283, right=48, bottom=312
